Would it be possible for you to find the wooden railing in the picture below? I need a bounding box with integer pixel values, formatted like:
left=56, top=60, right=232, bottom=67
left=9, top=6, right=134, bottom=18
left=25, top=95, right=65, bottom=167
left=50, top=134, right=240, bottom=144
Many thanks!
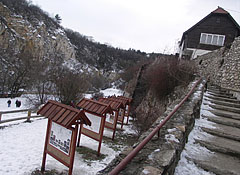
left=0, top=109, right=43, bottom=124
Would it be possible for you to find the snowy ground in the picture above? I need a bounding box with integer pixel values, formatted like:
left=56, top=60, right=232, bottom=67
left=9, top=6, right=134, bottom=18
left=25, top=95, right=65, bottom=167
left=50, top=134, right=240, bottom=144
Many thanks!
left=174, top=90, right=216, bottom=175
left=0, top=88, right=136, bottom=175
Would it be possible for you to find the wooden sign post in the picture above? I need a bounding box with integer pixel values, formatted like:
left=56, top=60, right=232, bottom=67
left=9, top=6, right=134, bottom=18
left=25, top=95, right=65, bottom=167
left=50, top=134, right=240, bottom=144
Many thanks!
left=108, top=96, right=129, bottom=128
left=76, top=98, right=113, bottom=156
left=37, top=100, right=91, bottom=175
left=117, top=96, right=132, bottom=125
left=98, top=98, right=124, bottom=140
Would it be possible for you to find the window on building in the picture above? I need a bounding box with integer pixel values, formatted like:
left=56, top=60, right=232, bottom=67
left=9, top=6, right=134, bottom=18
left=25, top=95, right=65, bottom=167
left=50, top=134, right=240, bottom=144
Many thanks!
left=200, top=33, right=225, bottom=46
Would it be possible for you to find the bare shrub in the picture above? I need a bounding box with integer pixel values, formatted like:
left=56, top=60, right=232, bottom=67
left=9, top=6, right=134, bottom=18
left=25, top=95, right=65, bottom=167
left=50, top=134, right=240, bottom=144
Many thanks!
left=145, top=59, right=196, bottom=99
left=132, top=58, right=196, bottom=134
left=53, top=69, right=89, bottom=105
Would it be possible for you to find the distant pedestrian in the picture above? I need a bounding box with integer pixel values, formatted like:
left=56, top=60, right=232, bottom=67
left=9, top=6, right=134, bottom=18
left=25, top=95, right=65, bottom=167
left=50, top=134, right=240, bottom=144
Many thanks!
left=18, top=100, right=21, bottom=108
left=7, top=99, right=11, bottom=107
left=15, top=100, right=20, bottom=107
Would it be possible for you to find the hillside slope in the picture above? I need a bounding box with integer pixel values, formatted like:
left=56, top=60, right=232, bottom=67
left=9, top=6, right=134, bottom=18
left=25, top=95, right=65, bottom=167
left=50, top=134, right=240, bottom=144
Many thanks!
left=0, top=0, right=151, bottom=96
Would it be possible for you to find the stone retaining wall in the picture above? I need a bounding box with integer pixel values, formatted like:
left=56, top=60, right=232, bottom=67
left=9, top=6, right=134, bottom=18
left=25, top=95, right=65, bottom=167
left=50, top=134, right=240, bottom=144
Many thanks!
left=98, top=78, right=205, bottom=175
left=195, top=36, right=240, bottom=93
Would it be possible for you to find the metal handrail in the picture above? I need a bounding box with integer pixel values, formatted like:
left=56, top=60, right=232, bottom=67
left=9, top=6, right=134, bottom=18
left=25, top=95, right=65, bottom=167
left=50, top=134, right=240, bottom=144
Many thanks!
left=109, top=78, right=203, bottom=175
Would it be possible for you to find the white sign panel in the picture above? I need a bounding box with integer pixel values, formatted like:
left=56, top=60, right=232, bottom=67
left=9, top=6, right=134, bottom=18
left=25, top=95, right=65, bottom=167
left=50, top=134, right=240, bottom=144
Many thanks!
left=49, top=122, right=72, bottom=155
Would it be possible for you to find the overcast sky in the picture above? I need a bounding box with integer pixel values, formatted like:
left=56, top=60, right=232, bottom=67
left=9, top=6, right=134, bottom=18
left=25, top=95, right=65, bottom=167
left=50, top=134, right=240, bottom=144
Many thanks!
left=31, top=0, right=240, bottom=53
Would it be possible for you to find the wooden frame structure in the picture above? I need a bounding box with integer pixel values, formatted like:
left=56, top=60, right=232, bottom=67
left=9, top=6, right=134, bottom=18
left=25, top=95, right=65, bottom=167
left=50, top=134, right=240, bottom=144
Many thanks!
left=37, top=100, right=91, bottom=175
left=98, top=98, right=124, bottom=140
left=117, top=96, right=132, bottom=125
left=108, top=96, right=132, bottom=128
left=76, top=98, right=113, bottom=156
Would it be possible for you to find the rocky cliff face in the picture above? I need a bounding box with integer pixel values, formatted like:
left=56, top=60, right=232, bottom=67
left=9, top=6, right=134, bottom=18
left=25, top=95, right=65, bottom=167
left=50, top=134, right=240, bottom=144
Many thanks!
left=0, top=0, right=152, bottom=96
left=0, top=2, right=75, bottom=61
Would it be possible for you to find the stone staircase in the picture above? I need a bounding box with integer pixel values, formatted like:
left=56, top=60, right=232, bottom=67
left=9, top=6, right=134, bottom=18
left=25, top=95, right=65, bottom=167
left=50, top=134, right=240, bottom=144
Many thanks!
left=176, top=85, right=240, bottom=175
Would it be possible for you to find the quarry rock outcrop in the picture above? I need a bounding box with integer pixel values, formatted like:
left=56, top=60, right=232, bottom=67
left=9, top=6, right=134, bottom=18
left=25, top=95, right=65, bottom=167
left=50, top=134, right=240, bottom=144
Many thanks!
left=0, top=2, right=75, bottom=60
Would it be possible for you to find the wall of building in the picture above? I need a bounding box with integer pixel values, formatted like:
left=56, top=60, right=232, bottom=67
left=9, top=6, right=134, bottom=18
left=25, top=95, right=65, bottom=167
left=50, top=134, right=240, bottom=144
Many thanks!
left=188, top=48, right=212, bottom=59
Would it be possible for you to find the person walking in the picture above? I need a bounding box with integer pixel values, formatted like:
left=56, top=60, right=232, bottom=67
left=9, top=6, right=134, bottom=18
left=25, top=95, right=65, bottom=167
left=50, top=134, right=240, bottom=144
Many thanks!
left=15, top=100, right=19, bottom=107
left=7, top=99, right=11, bottom=107
left=18, top=100, right=21, bottom=107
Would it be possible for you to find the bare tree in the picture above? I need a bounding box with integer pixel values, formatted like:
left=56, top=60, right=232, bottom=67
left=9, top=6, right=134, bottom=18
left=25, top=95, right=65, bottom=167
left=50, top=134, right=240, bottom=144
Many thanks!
left=52, top=68, right=89, bottom=105
left=0, top=48, right=34, bottom=97
left=55, top=14, right=62, bottom=24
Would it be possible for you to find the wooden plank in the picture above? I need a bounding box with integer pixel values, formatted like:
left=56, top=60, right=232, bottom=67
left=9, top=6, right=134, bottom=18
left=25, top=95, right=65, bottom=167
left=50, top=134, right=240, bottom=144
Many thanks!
left=82, top=100, right=91, bottom=109
left=62, top=111, right=76, bottom=127
left=0, top=115, right=43, bottom=124
left=52, top=108, right=66, bottom=121
left=48, top=100, right=79, bottom=113
left=44, top=104, right=58, bottom=117
left=48, top=106, right=62, bottom=119
left=88, top=103, right=98, bottom=112
left=82, top=127, right=100, bottom=141
left=109, top=98, right=127, bottom=107
left=96, top=106, right=105, bottom=115
left=77, top=100, right=88, bottom=109
left=0, top=109, right=30, bottom=114
left=57, top=110, right=71, bottom=124
left=105, top=121, right=114, bottom=129
left=85, top=101, right=94, bottom=111
left=38, top=103, right=53, bottom=115
left=111, top=102, right=118, bottom=111
left=94, top=104, right=102, bottom=115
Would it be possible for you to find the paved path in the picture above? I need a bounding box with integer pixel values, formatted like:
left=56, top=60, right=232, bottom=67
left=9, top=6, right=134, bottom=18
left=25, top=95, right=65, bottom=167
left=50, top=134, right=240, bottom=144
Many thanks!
left=176, top=85, right=240, bottom=175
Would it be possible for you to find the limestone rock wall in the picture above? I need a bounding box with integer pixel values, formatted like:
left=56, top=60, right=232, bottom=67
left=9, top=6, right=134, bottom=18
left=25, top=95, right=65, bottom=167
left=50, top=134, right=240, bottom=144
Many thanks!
left=195, top=37, right=240, bottom=92
left=0, top=2, right=75, bottom=60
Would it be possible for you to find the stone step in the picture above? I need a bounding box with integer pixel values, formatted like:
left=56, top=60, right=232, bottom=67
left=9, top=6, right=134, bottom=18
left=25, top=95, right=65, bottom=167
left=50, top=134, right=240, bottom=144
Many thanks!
left=201, top=124, right=240, bottom=142
left=208, top=86, right=233, bottom=92
left=195, top=135, right=240, bottom=158
left=190, top=149, right=240, bottom=175
left=207, top=91, right=236, bottom=99
left=209, top=109, right=240, bottom=120
left=202, top=115, right=240, bottom=129
left=204, top=98, right=240, bottom=108
left=208, top=104, right=240, bottom=114
left=207, top=89, right=233, bottom=96
left=208, top=86, right=228, bottom=92
left=206, top=94, right=240, bottom=104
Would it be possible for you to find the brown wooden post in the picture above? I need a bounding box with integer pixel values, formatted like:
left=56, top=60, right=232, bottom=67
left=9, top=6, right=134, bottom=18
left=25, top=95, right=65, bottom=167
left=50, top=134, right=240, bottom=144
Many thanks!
left=69, top=124, right=79, bottom=175
left=41, top=119, right=51, bottom=172
left=98, top=114, right=106, bottom=156
left=0, top=113, right=2, bottom=121
left=26, top=110, right=31, bottom=122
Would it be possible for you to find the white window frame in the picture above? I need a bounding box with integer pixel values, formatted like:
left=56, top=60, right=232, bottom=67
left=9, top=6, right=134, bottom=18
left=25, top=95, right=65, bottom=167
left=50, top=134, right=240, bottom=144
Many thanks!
left=200, top=33, right=225, bottom=46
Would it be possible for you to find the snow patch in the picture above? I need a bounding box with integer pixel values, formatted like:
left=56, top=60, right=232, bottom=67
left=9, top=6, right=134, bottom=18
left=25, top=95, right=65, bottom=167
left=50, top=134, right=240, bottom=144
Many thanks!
left=174, top=91, right=217, bottom=175
left=0, top=90, right=135, bottom=175
left=142, top=169, right=150, bottom=174
left=165, top=134, right=179, bottom=143
left=100, top=88, right=123, bottom=97
left=167, top=128, right=177, bottom=133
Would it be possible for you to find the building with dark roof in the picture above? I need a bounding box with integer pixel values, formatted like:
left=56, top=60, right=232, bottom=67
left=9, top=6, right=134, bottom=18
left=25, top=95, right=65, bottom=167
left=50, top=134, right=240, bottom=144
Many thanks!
left=179, top=7, right=240, bottom=60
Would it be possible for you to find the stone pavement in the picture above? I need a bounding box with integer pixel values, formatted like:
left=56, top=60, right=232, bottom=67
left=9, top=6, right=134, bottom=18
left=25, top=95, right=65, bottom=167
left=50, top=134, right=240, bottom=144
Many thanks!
left=187, top=86, right=240, bottom=175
